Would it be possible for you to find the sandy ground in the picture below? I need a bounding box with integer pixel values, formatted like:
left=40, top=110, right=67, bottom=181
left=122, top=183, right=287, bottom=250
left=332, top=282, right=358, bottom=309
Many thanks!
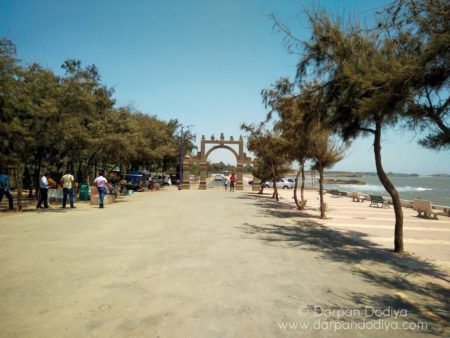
left=240, top=174, right=450, bottom=263
left=263, top=186, right=450, bottom=275
left=0, top=186, right=449, bottom=337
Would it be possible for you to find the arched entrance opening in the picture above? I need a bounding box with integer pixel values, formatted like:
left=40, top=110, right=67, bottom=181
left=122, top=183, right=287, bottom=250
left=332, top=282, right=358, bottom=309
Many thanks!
left=181, top=133, right=252, bottom=190
left=205, top=146, right=238, bottom=178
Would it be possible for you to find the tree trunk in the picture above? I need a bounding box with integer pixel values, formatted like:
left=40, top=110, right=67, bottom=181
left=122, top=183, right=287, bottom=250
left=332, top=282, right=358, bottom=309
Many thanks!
left=318, top=163, right=325, bottom=219
left=23, top=166, right=33, bottom=198
left=272, top=178, right=279, bottom=201
left=15, top=166, right=24, bottom=211
left=258, top=183, right=264, bottom=194
left=77, top=160, right=82, bottom=183
left=373, top=121, right=404, bottom=253
left=270, top=162, right=278, bottom=201
left=293, top=168, right=300, bottom=209
left=34, top=163, right=41, bottom=203
left=301, top=162, right=305, bottom=203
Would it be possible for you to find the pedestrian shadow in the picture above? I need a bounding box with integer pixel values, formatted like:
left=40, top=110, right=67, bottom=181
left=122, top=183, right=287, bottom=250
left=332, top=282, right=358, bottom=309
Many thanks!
left=113, top=198, right=130, bottom=203
left=17, top=207, right=70, bottom=213
left=31, top=209, right=69, bottom=213
left=238, top=193, right=450, bottom=333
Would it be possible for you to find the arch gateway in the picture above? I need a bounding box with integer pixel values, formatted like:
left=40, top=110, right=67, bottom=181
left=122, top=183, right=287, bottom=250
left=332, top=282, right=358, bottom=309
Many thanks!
left=181, top=133, right=252, bottom=190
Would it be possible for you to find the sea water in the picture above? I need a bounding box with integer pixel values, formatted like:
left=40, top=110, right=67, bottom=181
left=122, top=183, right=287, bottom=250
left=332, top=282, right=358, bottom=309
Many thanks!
left=323, top=175, right=450, bottom=207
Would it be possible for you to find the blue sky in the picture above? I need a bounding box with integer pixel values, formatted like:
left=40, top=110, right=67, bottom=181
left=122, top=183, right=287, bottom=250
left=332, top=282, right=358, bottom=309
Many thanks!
left=1, top=0, right=448, bottom=174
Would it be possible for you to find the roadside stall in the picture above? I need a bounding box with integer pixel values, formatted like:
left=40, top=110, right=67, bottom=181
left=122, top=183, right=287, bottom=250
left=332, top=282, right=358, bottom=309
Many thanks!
left=125, top=170, right=151, bottom=192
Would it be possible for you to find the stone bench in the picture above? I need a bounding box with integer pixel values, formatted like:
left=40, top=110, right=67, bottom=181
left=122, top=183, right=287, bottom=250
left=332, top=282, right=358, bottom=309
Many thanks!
left=48, top=189, right=64, bottom=203
left=413, top=199, right=443, bottom=219
left=349, top=191, right=365, bottom=202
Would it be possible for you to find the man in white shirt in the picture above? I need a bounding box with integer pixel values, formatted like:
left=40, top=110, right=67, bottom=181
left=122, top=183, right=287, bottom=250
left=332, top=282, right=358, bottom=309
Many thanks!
left=61, top=170, right=76, bottom=208
left=37, top=172, right=49, bottom=208
left=93, top=171, right=110, bottom=209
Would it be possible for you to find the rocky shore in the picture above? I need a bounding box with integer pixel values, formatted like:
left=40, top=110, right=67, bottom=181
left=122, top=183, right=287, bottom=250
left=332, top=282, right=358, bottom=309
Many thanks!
left=322, top=179, right=365, bottom=185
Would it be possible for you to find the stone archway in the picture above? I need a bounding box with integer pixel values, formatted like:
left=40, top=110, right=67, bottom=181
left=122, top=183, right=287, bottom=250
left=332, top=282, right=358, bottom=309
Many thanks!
left=181, top=133, right=252, bottom=190
left=205, top=145, right=239, bottom=162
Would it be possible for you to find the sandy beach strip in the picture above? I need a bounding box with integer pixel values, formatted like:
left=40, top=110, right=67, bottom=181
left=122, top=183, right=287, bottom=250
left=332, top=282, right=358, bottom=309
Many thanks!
left=255, top=186, right=450, bottom=276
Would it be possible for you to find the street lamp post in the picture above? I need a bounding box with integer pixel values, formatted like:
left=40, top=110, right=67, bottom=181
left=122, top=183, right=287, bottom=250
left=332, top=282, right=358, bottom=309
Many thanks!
left=178, top=125, right=194, bottom=190
left=178, top=126, right=184, bottom=190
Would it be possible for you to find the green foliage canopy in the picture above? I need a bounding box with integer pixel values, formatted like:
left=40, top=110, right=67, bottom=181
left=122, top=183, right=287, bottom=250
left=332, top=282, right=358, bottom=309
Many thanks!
left=0, top=39, right=194, bottom=185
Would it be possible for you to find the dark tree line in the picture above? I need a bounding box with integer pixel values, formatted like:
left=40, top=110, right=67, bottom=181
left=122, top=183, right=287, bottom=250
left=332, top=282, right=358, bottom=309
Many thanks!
left=0, top=39, right=196, bottom=202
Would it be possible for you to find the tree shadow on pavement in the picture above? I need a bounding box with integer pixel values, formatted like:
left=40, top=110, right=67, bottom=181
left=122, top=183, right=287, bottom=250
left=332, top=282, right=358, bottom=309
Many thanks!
left=237, top=192, right=322, bottom=219
left=238, top=193, right=450, bottom=335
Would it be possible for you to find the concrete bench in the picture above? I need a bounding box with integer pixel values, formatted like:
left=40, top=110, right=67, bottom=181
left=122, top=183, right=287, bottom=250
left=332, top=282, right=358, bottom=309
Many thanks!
left=370, top=195, right=389, bottom=208
left=413, top=199, right=442, bottom=219
left=48, top=189, right=64, bottom=203
left=350, top=191, right=365, bottom=202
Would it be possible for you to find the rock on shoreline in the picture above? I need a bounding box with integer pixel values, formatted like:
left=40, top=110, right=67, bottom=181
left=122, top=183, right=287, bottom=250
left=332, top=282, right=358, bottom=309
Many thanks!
left=323, top=179, right=366, bottom=185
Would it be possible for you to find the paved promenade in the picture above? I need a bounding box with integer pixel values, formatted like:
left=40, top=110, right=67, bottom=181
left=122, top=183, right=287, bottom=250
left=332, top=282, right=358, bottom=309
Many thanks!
left=0, top=188, right=449, bottom=337
left=273, top=188, right=450, bottom=275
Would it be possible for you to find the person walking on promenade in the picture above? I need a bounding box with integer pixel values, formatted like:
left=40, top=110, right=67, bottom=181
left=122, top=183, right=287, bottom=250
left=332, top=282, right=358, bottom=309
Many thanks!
left=61, top=170, right=76, bottom=208
left=94, top=171, right=110, bottom=209
left=36, top=172, right=49, bottom=209
left=224, top=177, right=228, bottom=191
left=230, top=173, right=237, bottom=192
left=0, top=169, right=14, bottom=210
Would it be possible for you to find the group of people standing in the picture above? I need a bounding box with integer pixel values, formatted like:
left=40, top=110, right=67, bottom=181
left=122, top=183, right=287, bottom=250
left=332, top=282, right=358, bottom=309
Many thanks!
left=36, top=170, right=77, bottom=209
left=0, top=169, right=111, bottom=211
left=224, top=173, right=237, bottom=192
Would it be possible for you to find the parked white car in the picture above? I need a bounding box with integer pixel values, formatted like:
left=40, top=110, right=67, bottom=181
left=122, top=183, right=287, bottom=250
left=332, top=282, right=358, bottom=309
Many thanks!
left=263, top=178, right=295, bottom=189
left=152, top=175, right=171, bottom=186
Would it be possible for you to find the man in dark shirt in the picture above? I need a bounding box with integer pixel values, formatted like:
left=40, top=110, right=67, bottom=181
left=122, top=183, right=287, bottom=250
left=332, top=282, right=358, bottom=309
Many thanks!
left=0, top=170, right=14, bottom=210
